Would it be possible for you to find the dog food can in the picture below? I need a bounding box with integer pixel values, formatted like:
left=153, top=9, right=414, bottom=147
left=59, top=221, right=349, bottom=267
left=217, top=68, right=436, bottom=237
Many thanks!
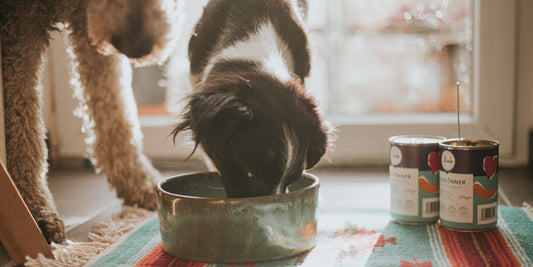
left=439, top=139, right=499, bottom=232
left=389, top=135, right=446, bottom=224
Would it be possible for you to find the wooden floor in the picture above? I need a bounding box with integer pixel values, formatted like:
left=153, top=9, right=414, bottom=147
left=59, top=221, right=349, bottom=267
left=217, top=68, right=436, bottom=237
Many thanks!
left=1, top=163, right=531, bottom=265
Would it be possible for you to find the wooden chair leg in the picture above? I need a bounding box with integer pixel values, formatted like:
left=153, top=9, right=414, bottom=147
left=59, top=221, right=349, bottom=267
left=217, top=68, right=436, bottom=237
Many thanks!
left=0, top=161, right=54, bottom=265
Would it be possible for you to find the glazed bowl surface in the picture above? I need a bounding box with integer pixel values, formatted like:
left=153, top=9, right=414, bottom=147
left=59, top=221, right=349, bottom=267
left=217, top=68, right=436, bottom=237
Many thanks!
left=156, top=172, right=319, bottom=263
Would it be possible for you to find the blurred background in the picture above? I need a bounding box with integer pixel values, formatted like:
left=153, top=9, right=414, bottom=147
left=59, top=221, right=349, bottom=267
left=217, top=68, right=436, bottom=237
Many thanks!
left=41, top=0, right=531, bottom=168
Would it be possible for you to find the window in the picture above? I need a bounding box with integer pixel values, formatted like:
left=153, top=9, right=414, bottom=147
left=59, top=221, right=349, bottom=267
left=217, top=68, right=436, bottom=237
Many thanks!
left=45, top=0, right=523, bottom=166
left=326, top=1, right=473, bottom=115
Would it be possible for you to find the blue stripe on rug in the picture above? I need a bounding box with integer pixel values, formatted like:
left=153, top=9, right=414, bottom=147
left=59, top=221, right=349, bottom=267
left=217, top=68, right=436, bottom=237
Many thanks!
left=87, top=217, right=160, bottom=267
left=499, top=206, right=533, bottom=265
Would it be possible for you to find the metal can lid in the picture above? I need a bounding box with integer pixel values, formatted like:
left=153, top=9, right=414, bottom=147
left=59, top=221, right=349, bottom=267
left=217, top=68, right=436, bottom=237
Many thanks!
left=439, top=138, right=499, bottom=150
left=389, top=135, right=447, bottom=145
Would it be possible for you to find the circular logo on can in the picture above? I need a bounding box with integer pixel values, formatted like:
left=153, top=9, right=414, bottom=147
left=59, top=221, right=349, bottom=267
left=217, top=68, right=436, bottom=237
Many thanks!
left=390, top=146, right=402, bottom=166
left=441, top=150, right=455, bottom=171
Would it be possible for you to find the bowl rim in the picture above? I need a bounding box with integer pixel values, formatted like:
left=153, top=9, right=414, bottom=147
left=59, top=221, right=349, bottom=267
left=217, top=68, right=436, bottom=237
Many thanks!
left=156, top=171, right=319, bottom=201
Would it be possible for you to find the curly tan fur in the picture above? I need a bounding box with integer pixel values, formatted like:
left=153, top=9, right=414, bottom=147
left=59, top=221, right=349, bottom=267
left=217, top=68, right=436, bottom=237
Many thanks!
left=87, top=0, right=181, bottom=66
left=0, top=0, right=182, bottom=243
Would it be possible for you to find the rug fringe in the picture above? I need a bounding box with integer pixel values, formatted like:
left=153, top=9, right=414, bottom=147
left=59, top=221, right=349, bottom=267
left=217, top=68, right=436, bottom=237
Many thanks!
left=24, top=206, right=154, bottom=267
left=523, top=202, right=533, bottom=222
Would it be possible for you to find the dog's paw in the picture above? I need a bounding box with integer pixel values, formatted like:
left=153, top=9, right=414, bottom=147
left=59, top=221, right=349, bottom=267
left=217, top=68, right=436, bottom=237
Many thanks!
left=35, top=212, right=66, bottom=244
left=123, top=187, right=157, bottom=211
left=105, top=155, right=161, bottom=211
left=115, top=168, right=159, bottom=211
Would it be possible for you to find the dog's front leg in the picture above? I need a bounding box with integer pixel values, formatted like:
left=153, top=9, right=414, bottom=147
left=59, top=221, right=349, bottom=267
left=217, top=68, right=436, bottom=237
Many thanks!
left=1, top=3, right=65, bottom=243
left=66, top=9, right=161, bottom=210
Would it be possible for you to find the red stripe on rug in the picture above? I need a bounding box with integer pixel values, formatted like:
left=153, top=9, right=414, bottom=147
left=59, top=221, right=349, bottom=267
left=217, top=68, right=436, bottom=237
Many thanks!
left=438, top=227, right=520, bottom=267
left=477, top=229, right=521, bottom=266
left=134, top=243, right=206, bottom=267
left=469, top=232, right=490, bottom=266
left=438, top=228, right=468, bottom=266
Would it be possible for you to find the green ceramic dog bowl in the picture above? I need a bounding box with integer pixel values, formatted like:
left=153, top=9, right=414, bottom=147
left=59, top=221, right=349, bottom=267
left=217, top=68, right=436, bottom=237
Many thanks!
left=156, top=172, right=319, bottom=263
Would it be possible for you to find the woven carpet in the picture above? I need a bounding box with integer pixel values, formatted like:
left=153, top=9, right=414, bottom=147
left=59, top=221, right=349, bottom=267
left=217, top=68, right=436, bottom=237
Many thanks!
left=77, top=204, right=533, bottom=267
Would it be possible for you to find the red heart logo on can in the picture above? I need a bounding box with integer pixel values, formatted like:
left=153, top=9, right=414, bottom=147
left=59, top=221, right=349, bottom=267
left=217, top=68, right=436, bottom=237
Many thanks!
left=483, top=155, right=498, bottom=179
left=427, top=151, right=440, bottom=174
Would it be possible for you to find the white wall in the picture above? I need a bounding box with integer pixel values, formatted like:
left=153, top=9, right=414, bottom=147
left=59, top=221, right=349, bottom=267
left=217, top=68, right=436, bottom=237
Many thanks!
left=520, top=1, right=533, bottom=128
left=43, top=31, right=86, bottom=160
left=517, top=0, right=533, bottom=162
left=0, top=41, right=5, bottom=165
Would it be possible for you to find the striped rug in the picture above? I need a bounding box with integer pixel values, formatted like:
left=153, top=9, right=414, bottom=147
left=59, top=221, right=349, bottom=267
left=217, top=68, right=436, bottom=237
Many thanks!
left=367, top=206, right=533, bottom=267
left=80, top=204, right=533, bottom=267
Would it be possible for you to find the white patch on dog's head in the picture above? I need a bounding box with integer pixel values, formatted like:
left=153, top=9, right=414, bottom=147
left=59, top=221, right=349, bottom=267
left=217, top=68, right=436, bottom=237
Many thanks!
left=261, top=52, right=292, bottom=83
left=202, top=21, right=293, bottom=84
left=87, top=0, right=184, bottom=67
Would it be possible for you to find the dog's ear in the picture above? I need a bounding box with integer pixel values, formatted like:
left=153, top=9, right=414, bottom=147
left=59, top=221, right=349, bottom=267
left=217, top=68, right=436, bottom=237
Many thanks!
left=306, top=126, right=327, bottom=169
left=172, top=91, right=253, bottom=154
left=190, top=93, right=253, bottom=123
left=299, top=92, right=333, bottom=169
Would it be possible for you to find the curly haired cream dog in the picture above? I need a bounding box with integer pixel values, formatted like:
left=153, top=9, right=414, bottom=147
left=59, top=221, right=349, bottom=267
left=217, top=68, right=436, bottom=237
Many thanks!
left=0, top=0, right=182, bottom=243
left=173, top=0, right=333, bottom=198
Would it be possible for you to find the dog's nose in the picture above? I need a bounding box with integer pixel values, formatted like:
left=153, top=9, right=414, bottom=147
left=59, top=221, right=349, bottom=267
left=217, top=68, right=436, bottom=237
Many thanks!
left=111, top=34, right=154, bottom=59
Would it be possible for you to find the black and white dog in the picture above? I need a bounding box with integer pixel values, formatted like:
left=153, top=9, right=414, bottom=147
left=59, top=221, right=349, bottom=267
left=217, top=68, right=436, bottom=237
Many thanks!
left=173, top=0, right=332, bottom=198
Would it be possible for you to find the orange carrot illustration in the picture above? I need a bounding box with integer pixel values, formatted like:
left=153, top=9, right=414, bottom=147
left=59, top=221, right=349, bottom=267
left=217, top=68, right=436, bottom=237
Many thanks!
left=418, top=176, right=439, bottom=193
left=473, top=182, right=497, bottom=199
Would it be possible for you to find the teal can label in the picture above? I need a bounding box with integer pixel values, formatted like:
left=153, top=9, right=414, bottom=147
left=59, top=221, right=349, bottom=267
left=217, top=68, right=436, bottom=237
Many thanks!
left=439, top=139, right=499, bottom=231
left=389, top=135, right=446, bottom=224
